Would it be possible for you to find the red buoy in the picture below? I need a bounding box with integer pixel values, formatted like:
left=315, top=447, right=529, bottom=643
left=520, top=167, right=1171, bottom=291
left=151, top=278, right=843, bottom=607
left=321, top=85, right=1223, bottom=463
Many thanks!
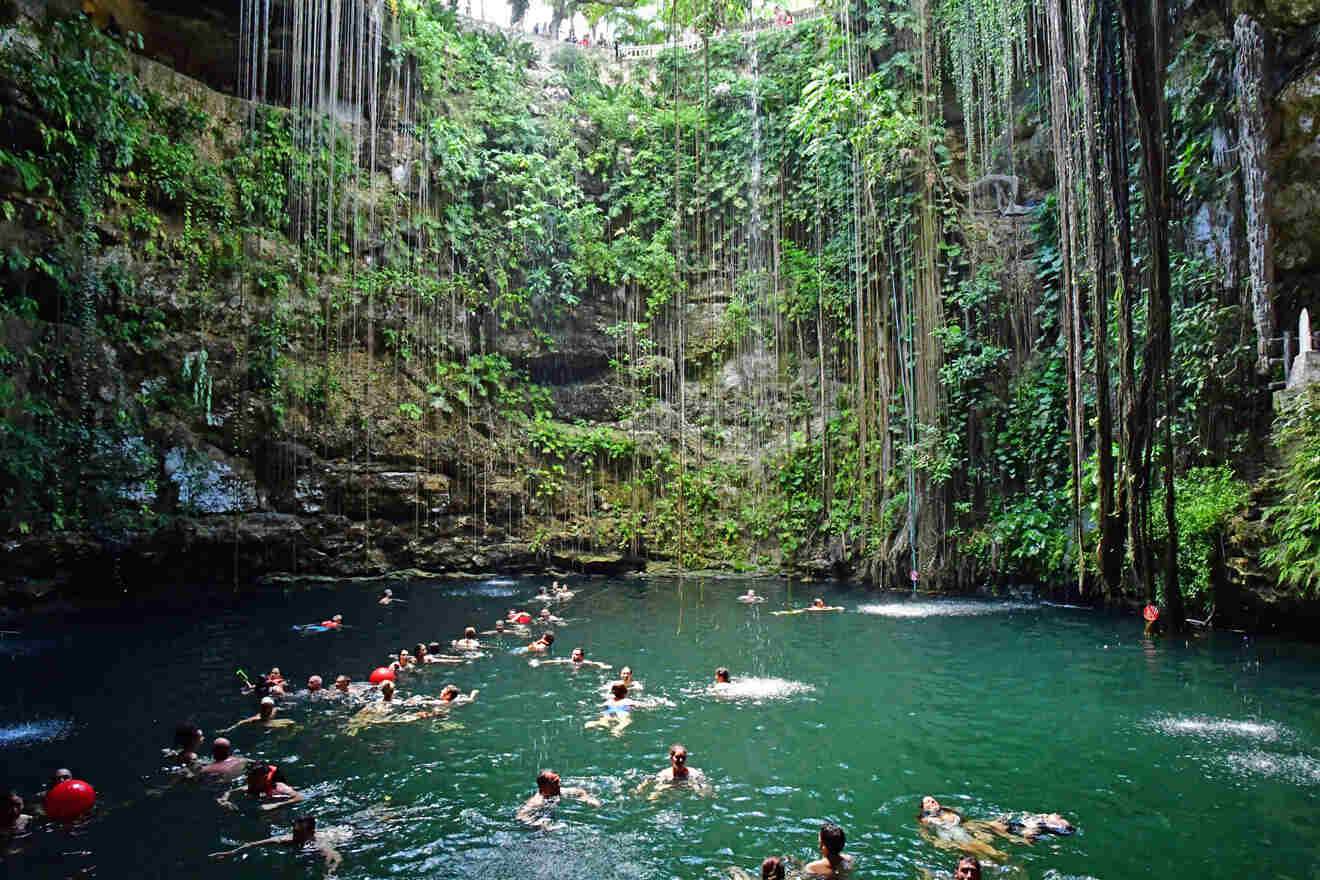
left=45, top=780, right=95, bottom=821
left=513, top=613, right=532, bottom=624
left=1144, top=604, right=1159, bottom=622
left=369, top=667, right=396, bottom=684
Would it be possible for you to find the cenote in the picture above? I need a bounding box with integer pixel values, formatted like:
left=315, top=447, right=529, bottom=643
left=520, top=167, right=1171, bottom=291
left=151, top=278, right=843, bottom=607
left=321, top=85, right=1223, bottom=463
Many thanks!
left=5, top=577, right=1320, bottom=879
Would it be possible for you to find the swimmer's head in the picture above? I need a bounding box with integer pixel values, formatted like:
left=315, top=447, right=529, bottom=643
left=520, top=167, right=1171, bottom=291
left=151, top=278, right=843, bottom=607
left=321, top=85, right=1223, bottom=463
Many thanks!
left=715, top=667, right=731, bottom=683
left=536, top=769, right=561, bottom=796
left=761, top=857, right=785, bottom=880
left=540, top=608, right=552, bottom=619
left=259, top=697, right=276, bottom=718
left=174, top=722, right=203, bottom=750
left=495, top=620, right=506, bottom=631
left=440, top=684, right=461, bottom=701
left=541, top=632, right=555, bottom=646
left=383, top=589, right=393, bottom=597
left=332, top=614, right=342, bottom=623
left=921, top=796, right=941, bottom=814
left=819, top=823, right=845, bottom=857
left=955, top=856, right=981, bottom=880
left=292, top=814, right=316, bottom=843
left=812, top=598, right=825, bottom=608
left=269, top=667, right=282, bottom=678
left=428, top=642, right=443, bottom=654
left=571, top=648, right=585, bottom=662
left=464, top=627, right=477, bottom=639
left=307, top=675, right=323, bottom=691
left=415, top=643, right=428, bottom=657
left=52, top=769, right=73, bottom=787
left=212, top=738, right=232, bottom=760
left=335, top=675, right=350, bottom=691
left=5, top=791, right=24, bottom=822
left=380, top=680, right=395, bottom=699
left=610, top=682, right=629, bottom=700
left=620, top=666, right=633, bottom=682
left=669, top=744, right=688, bottom=766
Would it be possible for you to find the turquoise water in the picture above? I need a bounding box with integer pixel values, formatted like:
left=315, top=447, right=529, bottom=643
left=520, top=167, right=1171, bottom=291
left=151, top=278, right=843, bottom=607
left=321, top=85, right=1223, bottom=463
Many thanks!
left=3, top=578, right=1320, bottom=879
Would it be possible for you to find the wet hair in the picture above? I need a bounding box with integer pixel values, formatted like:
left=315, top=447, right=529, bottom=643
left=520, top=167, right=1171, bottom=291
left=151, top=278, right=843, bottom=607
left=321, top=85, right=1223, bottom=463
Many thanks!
left=536, top=769, right=560, bottom=791
left=335, top=675, right=350, bottom=686
left=380, top=679, right=395, bottom=694
left=293, top=814, right=316, bottom=835
left=415, top=643, right=428, bottom=656
left=212, top=738, right=232, bottom=759
left=669, top=743, right=687, bottom=758
left=819, top=823, right=845, bottom=857
left=428, top=642, right=443, bottom=654
left=259, top=696, right=276, bottom=711
left=610, top=682, right=629, bottom=699
left=464, top=627, right=477, bottom=638
left=307, top=675, right=323, bottom=689
left=957, top=856, right=982, bottom=878
left=440, top=685, right=461, bottom=700
left=52, top=768, right=73, bottom=785
left=541, top=632, right=555, bottom=645
left=174, top=722, right=203, bottom=749
left=761, top=857, right=786, bottom=880
left=247, top=762, right=287, bottom=785
left=715, top=667, right=731, bottom=683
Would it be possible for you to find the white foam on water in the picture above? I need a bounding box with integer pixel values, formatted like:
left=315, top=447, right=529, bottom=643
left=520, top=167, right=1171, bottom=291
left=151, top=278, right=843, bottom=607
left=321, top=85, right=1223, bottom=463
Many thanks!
left=1217, top=750, right=1320, bottom=785
left=708, top=677, right=815, bottom=701
left=1149, top=715, right=1287, bottom=743
left=0, top=718, right=73, bottom=746
left=481, top=578, right=517, bottom=586
left=855, top=601, right=1036, bottom=618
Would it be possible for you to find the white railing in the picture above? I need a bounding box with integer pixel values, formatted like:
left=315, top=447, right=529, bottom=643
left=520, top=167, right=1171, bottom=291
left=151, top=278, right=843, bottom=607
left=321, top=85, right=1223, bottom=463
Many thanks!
left=457, top=8, right=827, bottom=61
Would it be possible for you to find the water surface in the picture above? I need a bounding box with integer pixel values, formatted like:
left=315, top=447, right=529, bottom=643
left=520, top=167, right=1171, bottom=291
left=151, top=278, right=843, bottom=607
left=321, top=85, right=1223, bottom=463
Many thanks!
left=3, top=579, right=1318, bottom=878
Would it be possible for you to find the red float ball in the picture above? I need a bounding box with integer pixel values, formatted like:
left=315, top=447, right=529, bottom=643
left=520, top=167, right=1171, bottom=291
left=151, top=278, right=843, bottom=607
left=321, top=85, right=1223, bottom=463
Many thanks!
left=1143, top=604, right=1159, bottom=622
left=45, top=780, right=95, bottom=821
left=369, top=667, right=396, bottom=684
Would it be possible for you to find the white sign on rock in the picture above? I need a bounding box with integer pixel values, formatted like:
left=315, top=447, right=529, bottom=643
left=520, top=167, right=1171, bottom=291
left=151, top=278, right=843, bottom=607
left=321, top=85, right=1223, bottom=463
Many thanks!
left=1301, top=308, right=1312, bottom=354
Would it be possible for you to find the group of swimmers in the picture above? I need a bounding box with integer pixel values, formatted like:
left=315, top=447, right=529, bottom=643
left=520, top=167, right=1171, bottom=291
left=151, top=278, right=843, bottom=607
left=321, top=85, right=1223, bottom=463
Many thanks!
left=5, top=582, right=1077, bottom=876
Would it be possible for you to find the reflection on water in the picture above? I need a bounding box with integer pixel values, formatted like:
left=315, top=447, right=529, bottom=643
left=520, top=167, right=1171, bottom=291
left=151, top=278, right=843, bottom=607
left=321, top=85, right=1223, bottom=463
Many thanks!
left=4, top=580, right=1320, bottom=880
left=855, top=600, right=1036, bottom=617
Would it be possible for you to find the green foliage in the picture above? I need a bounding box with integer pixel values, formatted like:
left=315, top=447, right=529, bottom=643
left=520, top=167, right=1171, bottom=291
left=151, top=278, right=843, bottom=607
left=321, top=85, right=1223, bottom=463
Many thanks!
left=1149, top=464, right=1247, bottom=604
left=1262, top=389, right=1320, bottom=596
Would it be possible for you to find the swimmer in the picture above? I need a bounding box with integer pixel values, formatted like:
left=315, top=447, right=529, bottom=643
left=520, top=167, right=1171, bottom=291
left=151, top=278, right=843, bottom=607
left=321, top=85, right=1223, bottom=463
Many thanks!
left=379, top=588, right=405, bottom=605
left=199, top=738, right=249, bottom=779
left=531, top=647, right=611, bottom=670
left=218, top=762, right=303, bottom=811
left=715, top=667, right=732, bottom=684
left=986, top=811, right=1075, bottom=841
left=424, top=642, right=467, bottom=664
left=737, top=588, right=766, bottom=603
left=334, top=675, right=351, bottom=693
left=321, top=614, right=344, bottom=628
left=584, top=682, right=633, bottom=736
left=222, top=697, right=295, bottom=733
left=3, top=791, right=31, bottom=835
left=917, top=797, right=1009, bottom=861
left=534, top=585, right=556, bottom=603
left=307, top=675, right=323, bottom=693
left=538, top=607, right=566, bottom=625
left=482, top=620, right=510, bottom=636
left=636, top=743, right=712, bottom=799
left=516, top=770, right=601, bottom=828
left=452, top=627, right=482, bottom=651
left=525, top=632, right=555, bottom=653
left=955, top=857, right=981, bottom=880
left=773, top=597, right=845, bottom=615
left=729, top=856, right=786, bottom=880
left=507, top=608, right=534, bottom=625
left=380, top=680, right=396, bottom=702
left=263, top=667, right=288, bottom=696
left=616, top=666, right=642, bottom=692
left=439, top=684, right=479, bottom=704
left=170, top=722, right=205, bottom=765
left=804, top=823, right=855, bottom=877
left=554, top=581, right=575, bottom=599
left=210, top=814, right=342, bottom=872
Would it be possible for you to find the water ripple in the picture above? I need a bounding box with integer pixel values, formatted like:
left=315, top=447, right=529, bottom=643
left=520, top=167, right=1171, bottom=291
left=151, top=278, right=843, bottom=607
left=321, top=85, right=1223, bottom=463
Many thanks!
left=855, top=601, right=1036, bottom=618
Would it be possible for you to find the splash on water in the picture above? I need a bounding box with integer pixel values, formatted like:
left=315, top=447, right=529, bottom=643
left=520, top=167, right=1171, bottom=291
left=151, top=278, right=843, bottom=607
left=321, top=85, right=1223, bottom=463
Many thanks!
left=704, top=677, right=815, bottom=701
left=856, top=601, right=1035, bottom=618
left=1148, top=715, right=1287, bottom=743
left=0, top=718, right=73, bottom=746
left=1215, top=750, right=1320, bottom=785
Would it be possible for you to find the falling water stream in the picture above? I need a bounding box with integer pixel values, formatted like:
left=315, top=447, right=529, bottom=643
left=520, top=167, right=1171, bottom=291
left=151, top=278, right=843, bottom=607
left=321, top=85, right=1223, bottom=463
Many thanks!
left=4, top=579, right=1320, bottom=879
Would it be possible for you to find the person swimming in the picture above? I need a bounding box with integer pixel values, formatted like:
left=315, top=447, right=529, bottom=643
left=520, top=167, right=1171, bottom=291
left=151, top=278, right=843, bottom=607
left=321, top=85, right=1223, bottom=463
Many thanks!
left=585, top=682, right=633, bottom=736
left=210, top=814, right=343, bottom=871
left=531, top=647, right=611, bottom=670
left=169, top=722, right=205, bottom=766
left=199, top=738, right=249, bottom=779
left=3, top=791, right=31, bottom=835
left=222, top=697, right=295, bottom=733
left=987, top=811, right=1075, bottom=840
left=804, top=823, right=855, bottom=877
left=516, top=769, right=601, bottom=828
left=917, top=797, right=1009, bottom=861
left=218, top=762, right=303, bottom=812
left=737, top=589, right=766, bottom=603
left=636, top=743, right=712, bottom=799
left=715, top=667, right=732, bottom=684
left=538, top=607, right=566, bottom=625
left=773, top=597, right=845, bottom=615
left=453, top=627, right=481, bottom=652
left=523, top=632, right=555, bottom=654
left=379, top=589, right=405, bottom=605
